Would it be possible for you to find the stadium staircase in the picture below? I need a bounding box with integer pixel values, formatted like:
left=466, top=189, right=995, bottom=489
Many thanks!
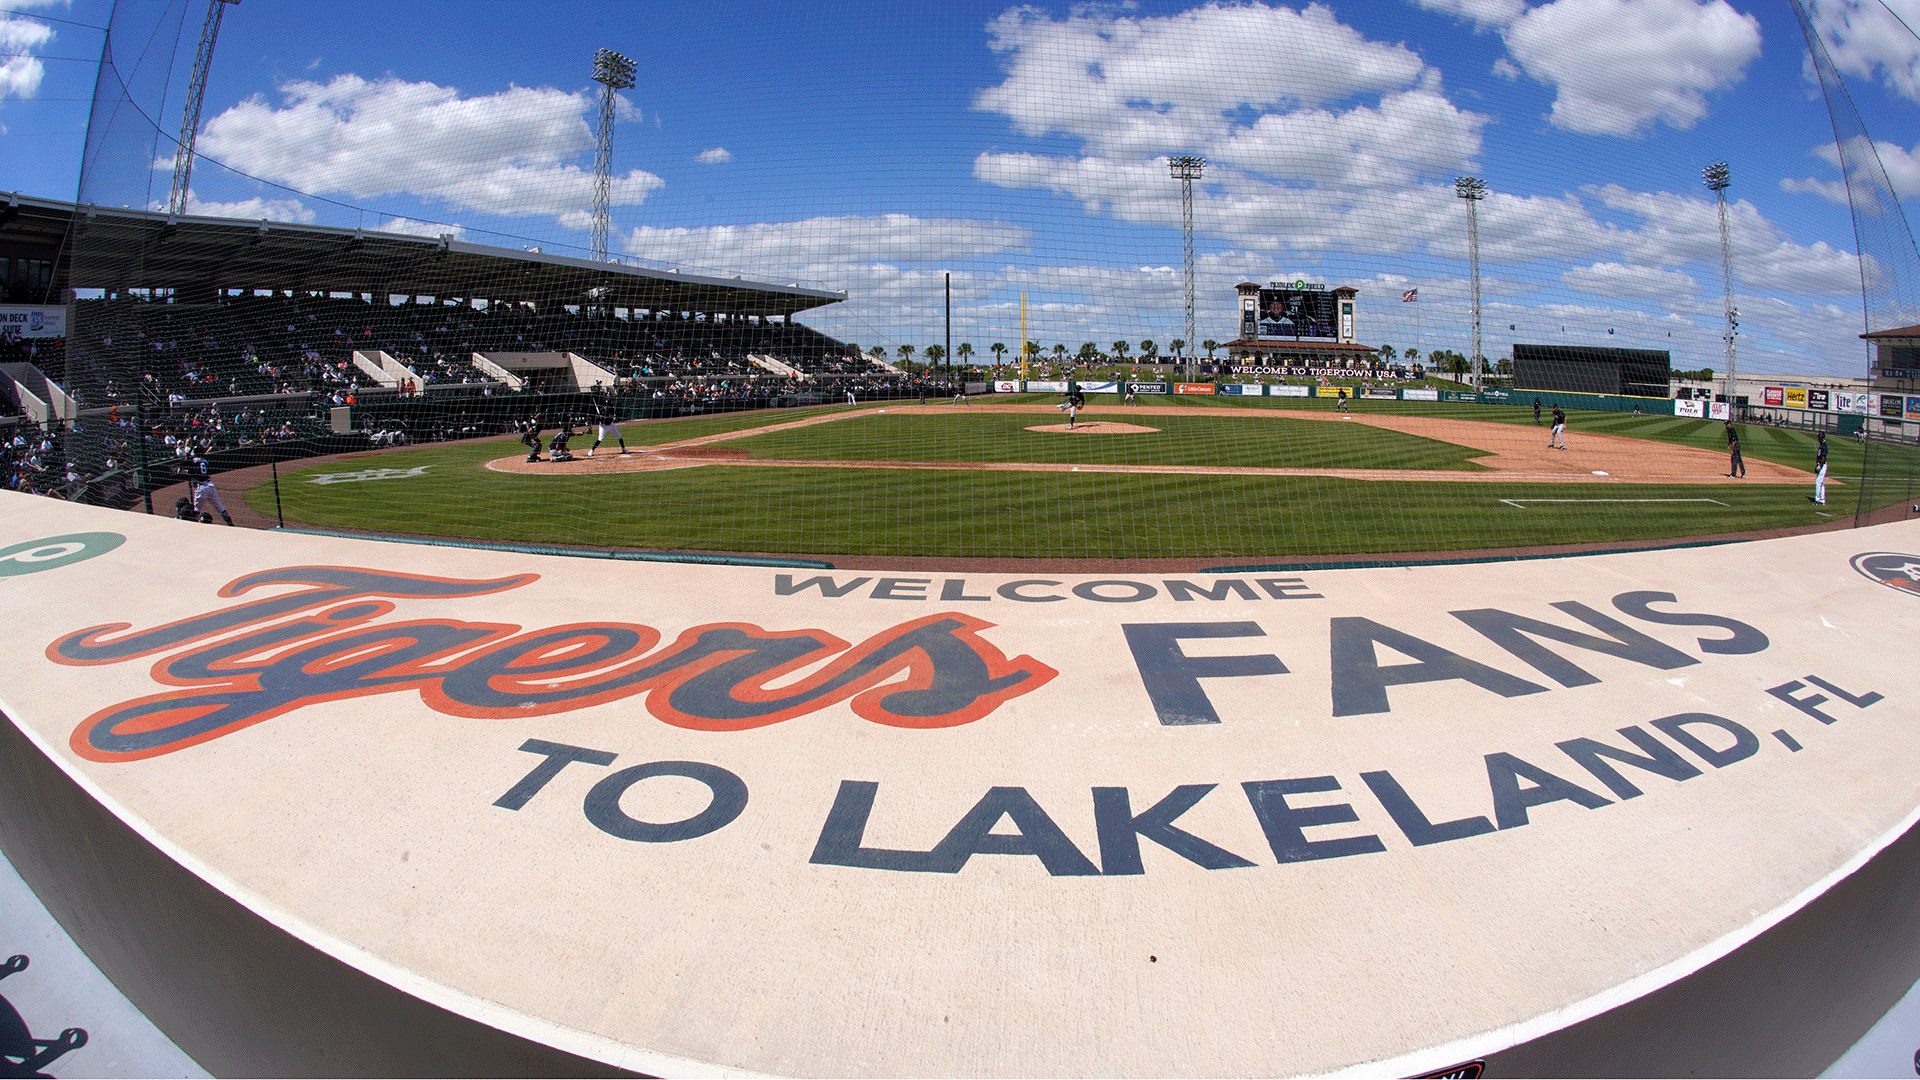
left=0, top=362, right=71, bottom=423
left=749, top=354, right=805, bottom=379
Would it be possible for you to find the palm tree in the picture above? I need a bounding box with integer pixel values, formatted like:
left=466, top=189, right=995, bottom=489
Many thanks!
left=1078, top=341, right=1098, bottom=361
left=1112, top=340, right=1129, bottom=360
left=990, top=342, right=1006, bottom=365
left=1052, top=343, right=1066, bottom=361
left=1202, top=339, right=1219, bottom=358
left=897, top=344, right=915, bottom=366
left=1404, top=347, right=1421, bottom=365
left=1378, top=344, right=1396, bottom=364
left=1022, top=341, right=1040, bottom=358
left=925, top=344, right=945, bottom=367
left=957, top=342, right=973, bottom=366
left=1139, top=340, right=1157, bottom=361
left=1170, top=338, right=1186, bottom=358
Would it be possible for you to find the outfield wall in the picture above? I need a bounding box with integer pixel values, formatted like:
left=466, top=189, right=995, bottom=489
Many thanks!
left=2, top=491, right=1918, bottom=1075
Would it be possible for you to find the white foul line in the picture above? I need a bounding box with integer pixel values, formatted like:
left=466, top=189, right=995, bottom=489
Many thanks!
left=1499, top=497, right=1730, bottom=509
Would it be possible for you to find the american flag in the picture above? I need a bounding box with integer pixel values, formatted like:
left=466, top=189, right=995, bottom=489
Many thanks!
left=1402, top=288, right=1419, bottom=302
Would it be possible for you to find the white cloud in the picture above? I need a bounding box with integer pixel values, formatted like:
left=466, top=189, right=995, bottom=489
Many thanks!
left=184, top=193, right=317, bottom=224
left=1502, top=0, right=1761, bottom=136
left=1561, top=261, right=1696, bottom=297
left=376, top=216, right=464, bottom=239
left=973, top=2, right=1462, bottom=166
left=1585, top=183, right=1862, bottom=295
left=1782, top=138, right=1920, bottom=205
left=193, top=74, right=663, bottom=225
left=620, top=213, right=1028, bottom=279
left=0, top=15, right=54, bottom=101
left=1811, top=0, right=1920, bottom=103
left=1418, top=0, right=1760, bottom=137
left=696, top=147, right=732, bottom=165
left=1413, top=0, right=1530, bottom=29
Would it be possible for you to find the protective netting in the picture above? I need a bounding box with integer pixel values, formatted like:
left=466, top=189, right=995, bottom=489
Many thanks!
left=1791, top=0, right=1920, bottom=524
left=18, top=0, right=1917, bottom=559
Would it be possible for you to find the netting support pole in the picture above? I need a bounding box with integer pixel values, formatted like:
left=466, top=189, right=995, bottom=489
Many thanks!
left=272, top=457, right=284, bottom=528
left=1455, top=176, right=1486, bottom=390
left=1169, top=156, right=1205, bottom=383
left=167, top=0, right=240, bottom=218
left=135, top=397, right=152, bottom=515
left=589, top=49, right=636, bottom=263
left=1704, top=162, right=1738, bottom=419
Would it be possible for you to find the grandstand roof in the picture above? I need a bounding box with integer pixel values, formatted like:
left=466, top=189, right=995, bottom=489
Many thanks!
left=5, top=194, right=845, bottom=318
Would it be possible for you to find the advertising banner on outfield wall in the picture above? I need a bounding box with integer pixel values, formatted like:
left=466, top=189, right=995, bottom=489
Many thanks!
left=1809, top=389, right=1830, bottom=411
left=1362, top=388, right=1398, bottom=400
left=1765, top=388, right=1784, bottom=406
left=1271, top=384, right=1310, bottom=397
left=993, top=381, right=1019, bottom=393
left=1128, top=383, right=1169, bottom=394
left=1176, top=383, right=1215, bottom=394
left=965, top=383, right=988, bottom=395
left=1403, top=387, right=1440, bottom=401
left=1908, top=396, right=1920, bottom=417
left=0, top=304, right=66, bottom=340
left=1785, top=388, right=1809, bottom=409
left=1881, top=395, right=1906, bottom=418
left=1219, top=384, right=1265, bottom=396
left=1836, top=392, right=1872, bottom=414
left=1078, top=382, right=1119, bottom=394
left=1674, top=399, right=1704, bottom=418
left=1027, top=381, right=1069, bottom=393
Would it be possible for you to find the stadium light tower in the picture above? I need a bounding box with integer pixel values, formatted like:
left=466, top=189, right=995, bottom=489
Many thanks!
left=1704, top=161, right=1739, bottom=417
left=1455, top=175, right=1487, bottom=389
left=167, top=0, right=240, bottom=217
left=590, top=48, right=637, bottom=263
left=1169, top=155, right=1205, bottom=381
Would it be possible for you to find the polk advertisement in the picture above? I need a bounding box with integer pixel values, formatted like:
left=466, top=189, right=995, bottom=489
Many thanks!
left=1, top=494, right=1917, bottom=1077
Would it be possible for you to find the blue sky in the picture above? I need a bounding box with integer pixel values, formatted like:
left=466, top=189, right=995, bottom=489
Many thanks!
left=2, top=0, right=1916, bottom=374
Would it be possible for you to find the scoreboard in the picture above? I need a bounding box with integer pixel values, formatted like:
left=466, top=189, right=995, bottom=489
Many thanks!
left=1247, top=286, right=1337, bottom=339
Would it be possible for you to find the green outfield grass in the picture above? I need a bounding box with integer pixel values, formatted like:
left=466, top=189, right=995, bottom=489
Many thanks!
left=243, top=400, right=1918, bottom=559
left=722, top=410, right=1488, bottom=470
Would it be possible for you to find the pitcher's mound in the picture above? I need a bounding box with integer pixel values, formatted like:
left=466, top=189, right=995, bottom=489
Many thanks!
left=1025, top=422, right=1160, bottom=434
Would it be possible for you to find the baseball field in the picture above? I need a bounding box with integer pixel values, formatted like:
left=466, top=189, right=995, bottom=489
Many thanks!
left=240, top=396, right=1920, bottom=561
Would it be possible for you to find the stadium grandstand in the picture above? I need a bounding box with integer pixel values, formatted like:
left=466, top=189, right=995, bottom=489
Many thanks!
left=0, top=195, right=971, bottom=506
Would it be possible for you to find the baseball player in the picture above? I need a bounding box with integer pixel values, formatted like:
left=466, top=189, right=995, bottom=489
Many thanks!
left=1813, top=431, right=1828, bottom=504
left=1124, top=384, right=1137, bottom=406
left=1725, top=421, right=1745, bottom=477
left=1549, top=405, right=1566, bottom=449
left=189, top=454, right=234, bottom=525
left=520, top=416, right=544, bottom=463
left=1337, top=387, right=1350, bottom=412
left=589, top=404, right=627, bottom=456
left=1066, top=388, right=1086, bottom=429
left=1533, top=397, right=1542, bottom=425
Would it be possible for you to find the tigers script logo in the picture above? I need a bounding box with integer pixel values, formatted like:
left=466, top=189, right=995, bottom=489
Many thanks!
left=48, top=566, right=1057, bottom=763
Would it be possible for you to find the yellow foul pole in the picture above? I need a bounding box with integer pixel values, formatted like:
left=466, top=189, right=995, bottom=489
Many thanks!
left=1019, top=292, right=1028, bottom=383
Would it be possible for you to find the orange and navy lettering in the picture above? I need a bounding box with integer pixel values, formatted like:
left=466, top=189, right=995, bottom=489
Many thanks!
left=49, top=566, right=1057, bottom=762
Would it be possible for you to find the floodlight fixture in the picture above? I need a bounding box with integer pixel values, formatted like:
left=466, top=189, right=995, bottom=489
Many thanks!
left=589, top=48, right=636, bottom=262
left=1704, top=162, right=1738, bottom=411
left=1169, top=156, right=1206, bottom=378
left=592, top=48, right=637, bottom=90
left=1455, top=176, right=1487, bottom=388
